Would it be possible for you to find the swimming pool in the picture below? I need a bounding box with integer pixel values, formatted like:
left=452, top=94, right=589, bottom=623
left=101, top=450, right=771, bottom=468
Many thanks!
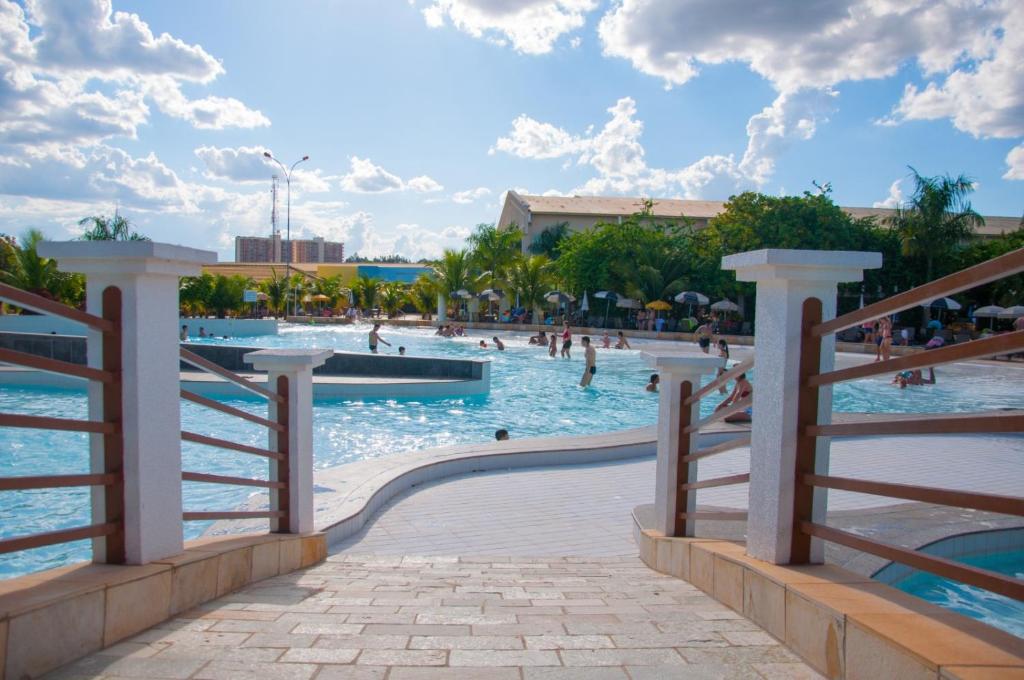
left=2, top=322, right=1022, bottom=577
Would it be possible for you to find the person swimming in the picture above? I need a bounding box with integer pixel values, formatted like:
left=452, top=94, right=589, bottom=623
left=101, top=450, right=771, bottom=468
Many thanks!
left=548, top=332, right=558, bottom=357
left=892, top=367, right=936, bottom=388
left=615, top=331, right=631, bottom=349
left=601, top=330, right=611, bottom=349
left=645, top=374, right=659, bottom=392
left=479, top=340, right=488, bottom=349
left=492, top=336, right=505, bottom=351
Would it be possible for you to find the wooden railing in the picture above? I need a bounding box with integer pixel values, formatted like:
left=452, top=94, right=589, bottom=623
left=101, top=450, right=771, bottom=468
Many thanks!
left=673, top=357, right=755, bottom=535
left=0, top=283, right=125, bottom=562
left=791, top=247, right=1024, bottom=602
left=179, top=348, right=293, bottom=531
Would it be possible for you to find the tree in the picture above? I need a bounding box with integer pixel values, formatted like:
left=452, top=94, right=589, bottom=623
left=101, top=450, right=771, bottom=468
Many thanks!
left=506, top=254, right=553, bottom=319
left=378, top=282, right=406, bottom=317
left=315, top=274, right=348, bottom=311
left=429, top=249, right=473, bottom=299
left=78, top=214, right=149, bottom=241
left=350, top=276, right=382, bottom=311
left=886, top=168, right=984, bottom=284
left=528, top=222, right=569, bottom=260
left=258, top=268, right=290, bottom=316
left=406, top=273, right=437, bottom=319
left=0, top=229, right=83, bottom=304
left=467, top=222, right=522, bottom=290
left=179, top=273, right=215, bottom=316
left=207, top=275, right=251, bottom=318
left=625, top=249, right=688, bottom=305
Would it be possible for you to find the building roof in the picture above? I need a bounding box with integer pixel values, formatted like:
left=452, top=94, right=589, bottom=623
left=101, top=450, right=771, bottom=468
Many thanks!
left=509, top=191, right=1019, bottom=237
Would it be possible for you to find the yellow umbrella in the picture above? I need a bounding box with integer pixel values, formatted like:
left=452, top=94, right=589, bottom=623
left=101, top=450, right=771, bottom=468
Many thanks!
left=312, top=294, right=330, bottom=301
left=645, top=300, right=672, bottom=311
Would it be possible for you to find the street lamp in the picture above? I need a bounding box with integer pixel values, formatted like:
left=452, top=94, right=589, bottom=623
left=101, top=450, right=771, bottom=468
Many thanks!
left=263, top=151, right=309, bottom=316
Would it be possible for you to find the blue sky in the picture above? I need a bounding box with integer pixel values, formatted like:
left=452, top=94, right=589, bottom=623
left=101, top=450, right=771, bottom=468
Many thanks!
left=1, top=0, right=1021, bottom=261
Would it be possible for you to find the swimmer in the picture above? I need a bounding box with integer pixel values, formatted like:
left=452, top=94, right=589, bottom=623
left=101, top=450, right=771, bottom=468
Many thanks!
left=716, top=373, right=752, bottom=423
left=580, top=336, right=596, bottom=387
left=615, top=331, right=631, bottom=349
left=561, top=322, right=572, bottom=359
left=548, top=332, right=558, bottom=357
left=892, top=367, right=936, bottom=389
left=495, top=428, right=509, bottom=441
left=645, top=374, right=659, bottom=392
left=601, top=330, right=611, bottom=349
left=180, top=325, right=188, bottom=341
left=368, top=323, right=391, bottom=354
left=492, top=336, right=505, bottom=351
left=398, top=346, right=406, bottom=356
left=479, top=340, right=488, bottom=349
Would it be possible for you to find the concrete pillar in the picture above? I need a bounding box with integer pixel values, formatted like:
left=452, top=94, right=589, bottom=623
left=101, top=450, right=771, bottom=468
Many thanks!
left=722, top=249, right=881, bottom=563
left=642, top=353, right=725, bottom=537
left=244, top=348, right=332, bottom=534
left=437, top=293, right=447, bottom=323
left=39, top=241, right=217, bottom=564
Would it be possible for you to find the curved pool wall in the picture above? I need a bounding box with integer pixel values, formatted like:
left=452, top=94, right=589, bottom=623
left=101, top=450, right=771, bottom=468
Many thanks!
left=874, top=527, right=1024, bottom=637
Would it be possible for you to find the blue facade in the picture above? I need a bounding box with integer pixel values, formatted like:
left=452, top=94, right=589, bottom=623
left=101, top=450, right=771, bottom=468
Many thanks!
left=357, top=265, right=429, bottom=283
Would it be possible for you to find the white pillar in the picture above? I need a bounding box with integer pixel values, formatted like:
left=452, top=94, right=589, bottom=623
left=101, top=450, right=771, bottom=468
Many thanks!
left=39, top=241, right=217, bottom=564
left=437, top=293, right=447, bottom=323
left=722, top=249, right=881, bottom=564
left=243, top=348, right=331, bottom=534
left=642, top=353, right=725, bottom=537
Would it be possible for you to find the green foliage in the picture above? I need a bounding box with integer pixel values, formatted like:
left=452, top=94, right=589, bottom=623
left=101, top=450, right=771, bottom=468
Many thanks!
left=179, top=273, right=253, bottom=318
left=78, top=214, right=149, bottom=241
left=378, top=282, right=407, bottom=317
left=528, top=222, right=569, bottom=259
left=258, top=268, right=289, bottom=315
left=345, top=253, right=411, bottom=263
left=467, top=222, right=523, bottom=289
left=406, top=273, right=438, bottom=317
left=429, top=248, right=473, bottom=298
left=625, top=249, right=688, bottom=304
left=0, top=229, right=84, bottom=305
left=506, top=254, right=553, bottom=313
left=350, top=276, right=382, bottom=310
left=956, top=225, right=1024, bottom=308
left=314, top=274, right=348, bottom=310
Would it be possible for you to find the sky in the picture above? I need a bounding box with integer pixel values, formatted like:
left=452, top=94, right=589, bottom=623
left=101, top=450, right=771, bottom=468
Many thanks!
left=0, top=0, right=1022, bottom=262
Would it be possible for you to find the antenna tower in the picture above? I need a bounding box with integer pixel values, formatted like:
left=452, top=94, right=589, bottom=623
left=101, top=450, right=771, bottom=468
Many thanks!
left=270, top=174, right=280, bottom=236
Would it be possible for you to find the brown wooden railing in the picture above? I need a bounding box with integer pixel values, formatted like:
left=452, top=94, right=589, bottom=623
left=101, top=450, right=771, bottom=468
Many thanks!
left=0, top=283, right=125, bottom=562
left=672, top=357, right=754, bottom=535
left=791, top=247, right=1024, bottom=602
left=179, top=348, right=292, bottom=531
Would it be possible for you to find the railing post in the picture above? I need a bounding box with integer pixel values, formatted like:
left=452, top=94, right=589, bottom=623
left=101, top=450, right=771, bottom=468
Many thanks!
left=642, top=354, right=725, bottom=537
left=722, top=249, right=881, bottom=564
left=40, top=241, right=217, bottom=564
left=100, top=286, right=125, bottom=564
left=791, top=297, right=823, bottom=563
left=243, top=349, right=332, bottom=534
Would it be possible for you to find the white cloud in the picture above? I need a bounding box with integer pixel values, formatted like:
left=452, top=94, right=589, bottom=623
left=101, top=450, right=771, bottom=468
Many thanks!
left=492, top=96, right=756, bottom=199
left=883, top=3, right=1024, bottom=139
left=1004, top=144, right=1024, bottom=180
left=421, top=0, right=596, bottom=55
left=452, top=186, right=491, bottom=203
left=873, top=178, right=906, bottom=208
left=406, top=175, right=444, bottom=193
left=338, top=156, right=443, bottom=194
left=144, top=77, right=268, bottom=130
left=194, top=146, right=332, bottom=192
left=597, top=0, right=1001, bottom=93
left=739, top=89, right=837, bottom=185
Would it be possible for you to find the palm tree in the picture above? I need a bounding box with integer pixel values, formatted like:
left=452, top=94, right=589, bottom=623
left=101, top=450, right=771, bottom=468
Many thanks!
left=406, top=273, right=437, bottom=319
left=430, top=249, right=474, bottom=320
left=467, top=223, right=522, bottom=290
left=179, top=273, right=215, bottom=316
left=378, top=282, right=406, bottom=317
left=350, top=276, right=382, bottom=312
left=886, top=168, right=984, bottom=284
left=507, top=254, right=553, bottom=322
left=315, top=274, right=349, bottom=313
left=0, top=229, right=81, bottom=303
left=258, top=268, right=289, bottom=317
left=78, top=214, right=149, bottom=241
left=528, top=222, right=569, bottom=259
left=624, top=250, right=688, bottom=305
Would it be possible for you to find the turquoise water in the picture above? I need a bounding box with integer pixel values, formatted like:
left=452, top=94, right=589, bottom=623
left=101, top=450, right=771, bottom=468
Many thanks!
left=892, top=550, right=1024, bottom=638
left=2, top=323, right=1022, bottom=578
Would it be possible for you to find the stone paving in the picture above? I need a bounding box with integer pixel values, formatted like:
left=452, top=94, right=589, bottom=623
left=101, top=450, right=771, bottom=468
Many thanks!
left=46, top=555, right=821, bottom=679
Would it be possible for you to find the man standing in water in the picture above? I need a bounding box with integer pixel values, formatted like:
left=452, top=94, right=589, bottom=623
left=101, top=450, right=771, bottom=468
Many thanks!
left=580, top=336, right=596, bottom=387
left=368, top=323, right=391, bottom=354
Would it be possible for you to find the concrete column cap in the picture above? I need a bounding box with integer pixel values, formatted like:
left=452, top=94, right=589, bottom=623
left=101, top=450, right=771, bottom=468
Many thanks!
left=642, top=352, right=725, bottom=376
left=244, top=348, right=333, bottom=371
left=38, top=240, right=217, bottom=276
left=721, top=248, right=881, bottom=283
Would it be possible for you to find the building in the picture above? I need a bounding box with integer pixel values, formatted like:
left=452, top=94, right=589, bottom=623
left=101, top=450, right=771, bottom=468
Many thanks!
left=498, top=190, right=1020, bottom=253
left=234, top=235, right=345, bottom=264
left=203, top=261, right=429, bottom=285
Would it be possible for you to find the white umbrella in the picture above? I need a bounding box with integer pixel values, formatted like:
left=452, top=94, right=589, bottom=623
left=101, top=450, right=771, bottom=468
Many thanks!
left=545, top=291, right=574, bottom=304
left=998, top=305, right=1024, bottom=319
left=710, top=299, right=739, bottom=313
left=580, top=291, right=589, bottom=312
left=674, top=291, right=710, bottom=305
left=973, top=305, right=1005, bottom=317
left=922, top=297, right=962, bottom=311
left=451, top=288, right=473, bottom=299
left=478, top=288, right=505, bottom=301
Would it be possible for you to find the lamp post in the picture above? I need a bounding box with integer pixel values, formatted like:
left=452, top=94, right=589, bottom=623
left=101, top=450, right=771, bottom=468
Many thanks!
left=264, top=152, right=309, bottom=316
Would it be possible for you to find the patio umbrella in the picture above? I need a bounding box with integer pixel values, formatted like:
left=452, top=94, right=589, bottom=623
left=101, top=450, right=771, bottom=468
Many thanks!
left=923, top=297, right=962, bottom=311
left=451, top=288, right=473, bottom=299
left=675, top=290, right=709, bottom=316
left=545, top=291, right=573, bottom=304
left=973, top=305, right=1005, bottom=330
left=478, top=288, right=505, bottom=301
left=710, top=299, right=739, bottom=313
left=312, top=294, right=330, bottom=301
left=594, top=291, right=619, bottom=327
left=998, top=305, right=1024, bottom=319
left=645, top=300, right=671, bottom=311
left=580, top=291, right=589, bottom=312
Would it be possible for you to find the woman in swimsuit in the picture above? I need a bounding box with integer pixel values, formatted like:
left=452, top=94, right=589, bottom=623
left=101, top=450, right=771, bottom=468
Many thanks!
left=876, top=317, right=892, bottom=362
left=560, top=322, right=572, bottom=359
left=716, top=373, right=752, bottom=423
left=716, top=340, right=730, bottom=394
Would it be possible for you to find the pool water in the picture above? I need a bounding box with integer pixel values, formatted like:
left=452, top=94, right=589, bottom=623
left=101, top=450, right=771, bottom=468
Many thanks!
left=892, top=550, right=1024, bottom=638
left=2, top=323, right=1022, bottom=578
